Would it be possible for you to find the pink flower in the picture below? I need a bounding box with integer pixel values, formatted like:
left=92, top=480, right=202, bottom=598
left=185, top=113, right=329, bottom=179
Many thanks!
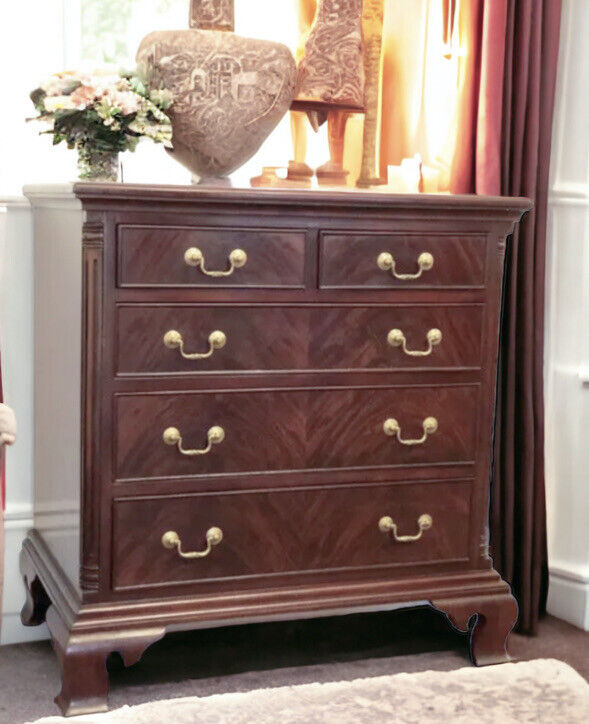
left=109, top=90, right=141, bottom=115
left=70, top=85, right=98, bottom=109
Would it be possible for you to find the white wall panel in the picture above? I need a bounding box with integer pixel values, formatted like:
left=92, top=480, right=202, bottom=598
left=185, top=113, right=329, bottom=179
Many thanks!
left=545, top=0, right=589, bottom=630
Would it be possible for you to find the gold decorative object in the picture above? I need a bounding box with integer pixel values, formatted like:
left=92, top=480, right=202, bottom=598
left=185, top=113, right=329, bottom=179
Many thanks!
left=376, top=251, right=434, bottom=280
left=161, top=527, right=223, bottom=559
left=383, top=416, right=438, bottom=445
left=316, top=110, right=351, bottom=186
left=387, top=328, right=443, bottom=357
left=357, top=0, right=386, bottom=187
left=163, top=425, right=225, bottom=456
left=163, top=329, right=227, bottom=360
left=250, top=167, right=293, bottom=188
left=285, top=0, right=317, bottom=187
left=184, top=247, right=247, bottom=277
left=378, top=514, right=433, bottom=542
left=253, top=0, right=365, bottom=189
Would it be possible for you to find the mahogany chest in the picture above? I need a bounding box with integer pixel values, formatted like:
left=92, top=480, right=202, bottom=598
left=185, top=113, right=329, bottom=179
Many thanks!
left=21, top=184, right=531, bottom=715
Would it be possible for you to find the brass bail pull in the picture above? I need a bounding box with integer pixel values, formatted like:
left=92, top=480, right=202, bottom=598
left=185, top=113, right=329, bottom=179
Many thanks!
left=378, top=514, right=433, bottom=543
left=383, top=417, right=438, bottom=445
left=163, top=329, right=227, bottom=360
left=377, top=251, right=434, bottom=280
left=387, top=328, right=442, bottom=357
left=163, top=425, right=225, bottom=456
left=184, top=247, right=247, bottom=277
left=161, top=527, right=223, bottom=559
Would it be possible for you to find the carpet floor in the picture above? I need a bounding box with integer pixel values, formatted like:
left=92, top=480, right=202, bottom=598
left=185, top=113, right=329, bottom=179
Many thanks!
left=28, top=660, right=589, bottom=724
left=0, top=609, right=587, bottom=724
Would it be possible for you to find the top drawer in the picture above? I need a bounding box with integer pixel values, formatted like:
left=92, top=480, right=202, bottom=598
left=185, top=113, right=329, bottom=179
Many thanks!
left=320, top=232, right=486, bottom=289
left=117, top=225, right=306, bottom=288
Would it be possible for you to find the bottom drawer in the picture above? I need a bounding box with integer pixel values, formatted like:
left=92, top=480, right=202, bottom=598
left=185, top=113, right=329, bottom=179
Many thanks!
left=112, top=481, right=472, bottom=591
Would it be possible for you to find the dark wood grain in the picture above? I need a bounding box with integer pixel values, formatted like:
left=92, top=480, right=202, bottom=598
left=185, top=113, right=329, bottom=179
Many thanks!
left=320, top=232, right=487, bottom=289
left=115, top=385, right=478, bottom=481
left=23, top=184, right=532, bottom=715
left=111, top=481, right=472, bottom=590
left=22, top=529, right=517, bottom=716
left=116, top=304, right=484, bottom=374
left=118, top=225, right=307, bottom=288
left=433, top=593, right=519, bottom=665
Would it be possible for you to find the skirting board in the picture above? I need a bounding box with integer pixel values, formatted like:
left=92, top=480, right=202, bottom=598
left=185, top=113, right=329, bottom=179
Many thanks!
left=2, top=509, right=49, bottom=644
left=1, top=502, right=78, bottom=645
left=547, top=564, right=589, bottom=632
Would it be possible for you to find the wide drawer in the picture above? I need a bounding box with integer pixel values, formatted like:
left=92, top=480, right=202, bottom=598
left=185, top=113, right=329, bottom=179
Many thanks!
left=117, top=225, right=306, bottom=288
left=111, top=480, right=472, bottom=590
left=320, top=232, right=486, bottom=289
left=115, top=385, right=478, bottom=481
left=116, top=304, right=483, bottom=374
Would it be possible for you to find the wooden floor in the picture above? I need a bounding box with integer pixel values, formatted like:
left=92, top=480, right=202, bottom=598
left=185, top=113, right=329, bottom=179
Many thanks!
left=0, top=609, right=587, bottom=723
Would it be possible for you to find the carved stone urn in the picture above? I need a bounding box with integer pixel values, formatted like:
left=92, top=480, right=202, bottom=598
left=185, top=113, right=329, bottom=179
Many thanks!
left=137, top=0, right=296, bottom=184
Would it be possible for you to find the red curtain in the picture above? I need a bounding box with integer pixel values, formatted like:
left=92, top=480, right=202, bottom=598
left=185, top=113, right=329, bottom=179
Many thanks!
left=450, top=0, right=562, bottom=634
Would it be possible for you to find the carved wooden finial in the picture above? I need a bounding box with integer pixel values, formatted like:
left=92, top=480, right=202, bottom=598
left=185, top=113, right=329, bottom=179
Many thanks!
left=189, top=0, right=234, bottom=31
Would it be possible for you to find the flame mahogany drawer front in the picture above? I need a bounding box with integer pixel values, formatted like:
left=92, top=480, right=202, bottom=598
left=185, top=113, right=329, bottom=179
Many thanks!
left=319, top=232, right=487, bottom=289
left=111, top=481, right=472, bottom=591
left=117, top=225, right=307, bottom=288
left=115, top=385, right=478, bottom=481
left=116, top=304, right=484, bottom=375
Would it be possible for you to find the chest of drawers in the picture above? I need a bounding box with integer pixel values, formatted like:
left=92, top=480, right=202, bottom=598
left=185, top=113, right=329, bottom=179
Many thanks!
left=21, top=184, right=531, bottom=716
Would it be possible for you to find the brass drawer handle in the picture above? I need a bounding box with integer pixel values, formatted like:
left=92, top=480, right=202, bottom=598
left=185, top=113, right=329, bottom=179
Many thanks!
left=387, top=328, right=442, bottom=356
left=378, top=514, right=433, bottom=542
left=163, top=425, right=225, bottom=456
left=164, top=329, right=227, bottom=360
left=377, top=251, right=434, bottom=280
left=184, top=247, right=247, bottom=277
left=161, top=527, right=223, bottom=559
left=383, top=416, right=438, bottom=445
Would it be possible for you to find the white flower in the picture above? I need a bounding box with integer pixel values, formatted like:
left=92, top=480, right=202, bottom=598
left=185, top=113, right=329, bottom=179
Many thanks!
left=44, top=95, right=78, bottom=111
left=108, top=90, right=141, bottom=115
left=40, top=72, right=80, bottom=96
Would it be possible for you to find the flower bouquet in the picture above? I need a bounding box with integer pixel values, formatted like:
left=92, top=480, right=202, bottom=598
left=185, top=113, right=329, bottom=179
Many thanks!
left=29, top=69, right=173, bottom=181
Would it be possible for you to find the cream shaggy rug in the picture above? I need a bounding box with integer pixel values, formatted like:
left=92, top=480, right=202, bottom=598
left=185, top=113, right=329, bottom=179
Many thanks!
left=30, top=659, right=589, bottom=723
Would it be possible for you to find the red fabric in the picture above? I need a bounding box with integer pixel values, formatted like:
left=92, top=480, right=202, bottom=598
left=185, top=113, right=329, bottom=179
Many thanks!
left=450, top=0, right=562, bottom=634
left=476, top=0, right=508, bottom=195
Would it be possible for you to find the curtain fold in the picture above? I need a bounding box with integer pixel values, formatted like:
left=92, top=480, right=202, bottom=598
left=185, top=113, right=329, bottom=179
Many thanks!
left=378, top=0, right=562, bottom=634
left=492, top=0, right=561, bottom=635
left=449, top=0, right=562, bottom=634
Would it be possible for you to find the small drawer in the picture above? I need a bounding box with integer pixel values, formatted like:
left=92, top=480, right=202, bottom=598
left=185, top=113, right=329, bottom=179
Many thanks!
left=320, top=232, right=486, bottom=289
left=116, top=304, right=483, bottom=374
left=115, top=385, right=478, bottom=481
left=111, top=480, right=472, bottom=590
left=117, top=225, right=306, bottom=288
